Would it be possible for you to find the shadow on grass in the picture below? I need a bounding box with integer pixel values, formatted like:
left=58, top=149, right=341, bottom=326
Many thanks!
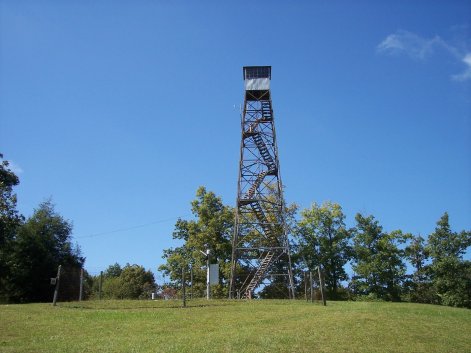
left=58, top=299, right=241, bottom=311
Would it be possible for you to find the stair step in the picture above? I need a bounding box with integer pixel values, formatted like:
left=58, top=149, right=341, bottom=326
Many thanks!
left=244, top=251, right=276, bottom=297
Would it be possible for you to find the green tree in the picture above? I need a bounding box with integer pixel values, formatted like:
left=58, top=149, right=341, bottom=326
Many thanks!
left=426, top=213, right=471, bottom=308
left=0, top=155, right=24, bottom=302
left=101, top=263, right=156, bottom=299
left=89, top=263, right=122, bottom=298
left=351, top=214, right=408, bottom=301
left=119, top=264, right=156, bottom=299
left=159, top=186, right=233, bottom=298
left=104, top=263, right=122, bottom=278
left=405, top=235, right=434, bottom=303
left=9, top=200, right=84, bottom=302
left=295, top=202, right=351, bottom=299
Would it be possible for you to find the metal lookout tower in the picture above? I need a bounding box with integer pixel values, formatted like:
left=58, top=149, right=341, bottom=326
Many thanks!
left=229, top=66, right=295, bottom=299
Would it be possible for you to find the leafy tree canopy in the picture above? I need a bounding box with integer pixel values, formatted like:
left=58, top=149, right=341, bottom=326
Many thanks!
left=99, top=263, right=156, bottom=300
left=426, top=213, right=471, bottom=307
left=0, top=154, right=23, bottom=246
left=9, top=200, right=83, bottom=302
left=159, top=187, right=233, bottom=298
left=104, top=263, right=123, bottom=278
left=296, top=201, right=351, bottom=298
left=351, top=213, right=409, bottom=301
left=0, top=154, right=24, bottom=301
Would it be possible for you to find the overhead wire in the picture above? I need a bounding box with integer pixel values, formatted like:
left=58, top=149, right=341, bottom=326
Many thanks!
left=75, top=214, right=192, bottom=239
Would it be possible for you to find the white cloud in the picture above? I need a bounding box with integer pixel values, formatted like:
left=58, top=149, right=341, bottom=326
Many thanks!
left=377, top=30, right=470, bottom=81
left=377, top=30, right=440, bottom=60
left=452, top=53, right=471, bottom=81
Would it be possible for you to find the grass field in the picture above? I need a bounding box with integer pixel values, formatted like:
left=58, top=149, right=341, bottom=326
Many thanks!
left=0, top=299, right=470, bottom=353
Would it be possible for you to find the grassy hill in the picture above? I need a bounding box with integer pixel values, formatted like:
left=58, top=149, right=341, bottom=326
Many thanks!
left=0, top=299, right=469, bottom=353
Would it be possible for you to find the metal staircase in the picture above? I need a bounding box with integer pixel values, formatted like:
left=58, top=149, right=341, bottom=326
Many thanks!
left=239, top=101, right=280, bottom=297
left=249, top=201, right=274, bottom=240
left=244, top=170, right=267, bottom=200
left=252, top=129, right=276, bottom=172
left=244, top=252, right=275, bottom=298
left=261, top=100, right=272, bottom=119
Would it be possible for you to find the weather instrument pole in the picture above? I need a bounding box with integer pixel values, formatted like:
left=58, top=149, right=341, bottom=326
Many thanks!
left=200, top=249, right=211, bottom=300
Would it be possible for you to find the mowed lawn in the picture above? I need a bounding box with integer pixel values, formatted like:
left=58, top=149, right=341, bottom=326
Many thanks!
left=0, top=299, right=469, bottom=353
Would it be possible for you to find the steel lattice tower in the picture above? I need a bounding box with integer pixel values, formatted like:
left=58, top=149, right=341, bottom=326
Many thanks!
left=229, top=66, right=295, bottom=299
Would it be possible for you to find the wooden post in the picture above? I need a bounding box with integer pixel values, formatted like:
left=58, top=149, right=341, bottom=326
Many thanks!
left=309, top=271, right=313, bottom=303
left=52, top=265, right=61, bottom=306
left=79, top=268, right=84, bottom=301
left=190, top=265, right=193, bottom=300
left=304, top=271, right=308, bottom=301
left=318, top=266, right=326, bottom=306
left=182, top=267, right=186, bottom=308
left=99, top=271, right=103, bottom=300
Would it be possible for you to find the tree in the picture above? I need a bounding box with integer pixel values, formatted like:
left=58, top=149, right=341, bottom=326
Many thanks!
left=426, top=213, right=471, bottom=308
left=89, top=263, right=122, bottom=299
left=0, top=155, right=22, bottom=246
left=0, top=155, right=24, bottom=302
left=119, top=264, right=156, bottom=299
left=104, top=264, right=156, bottom=299
left=295, top=202, right=351, bottom=299
left=350, top=214, right=408, bottom=301
left=104, top=263, right=122, bottom=278
left=9, top=200, right=84, bottom=302
left=101, top=263, right=156, bottom=299
left=159, top=186, right=233, bottom=298
left=404, top=235, right=434, bottom=303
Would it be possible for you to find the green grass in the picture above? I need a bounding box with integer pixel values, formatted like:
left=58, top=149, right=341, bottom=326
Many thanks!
left=0, top=299, right=469, bottom=353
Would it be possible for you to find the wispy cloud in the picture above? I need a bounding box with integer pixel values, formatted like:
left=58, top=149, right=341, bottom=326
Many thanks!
left=377, top=30, right=471, bottom=81
left=452, top=53, right=471, bottom=82
left=377, top=30, right=442, bottom=60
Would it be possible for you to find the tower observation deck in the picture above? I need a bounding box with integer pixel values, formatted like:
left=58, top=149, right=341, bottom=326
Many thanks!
left=229, top=66, right=295, bottom=299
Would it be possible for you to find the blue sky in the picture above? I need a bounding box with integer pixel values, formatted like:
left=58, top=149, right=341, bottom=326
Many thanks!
left=1, top=1, right=470, bottom=281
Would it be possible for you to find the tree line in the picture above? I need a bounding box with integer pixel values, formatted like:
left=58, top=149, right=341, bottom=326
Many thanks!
left=160, top=187, right=471, bottom=308
left=1, top=155, right=470, bottom=306
left=0, top=156, right=159, bottom=302
left=0, top=156, right=85, bottom=302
